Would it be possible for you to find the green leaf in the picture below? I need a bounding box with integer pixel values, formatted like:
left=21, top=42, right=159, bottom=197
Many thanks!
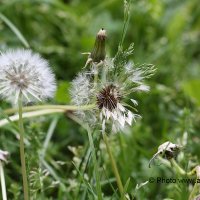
left=55, top=81, right=71, bottom=103
left=182, top=79, right=200, bottom=106
left=0, top=12, right=30, bottom=48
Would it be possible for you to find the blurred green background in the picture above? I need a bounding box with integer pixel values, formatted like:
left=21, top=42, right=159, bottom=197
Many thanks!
left=0, top=0, right=200, bottom=199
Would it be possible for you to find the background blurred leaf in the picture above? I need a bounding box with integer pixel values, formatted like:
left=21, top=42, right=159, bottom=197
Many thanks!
left=183, top=79, right=200, bottom=106
left=55, top=81, right=70, bottom=103
left=0, top=12, right=29, bottom=48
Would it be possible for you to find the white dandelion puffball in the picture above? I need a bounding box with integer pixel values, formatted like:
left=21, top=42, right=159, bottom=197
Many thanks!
left=0, top=49, right=56, bottom=104
left=70, top=72, right=92, bottom=106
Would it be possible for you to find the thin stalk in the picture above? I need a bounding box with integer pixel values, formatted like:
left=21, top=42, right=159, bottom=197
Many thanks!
left=18, top=93, right=29, bottom=200
left=102, top=133, right=125, bottom=199
left=87, top=128, right=103, bottom=200
left=5, top=104, right=95, bottom=115
left=0, top=109, right=64, bottom=127
left=170, top=159, right=186, bottom=175
left=0, top=161, right=7, bottom=200
left=189, top=166, right=200, bottom=200
left=170, top=159, right=196, bottom=176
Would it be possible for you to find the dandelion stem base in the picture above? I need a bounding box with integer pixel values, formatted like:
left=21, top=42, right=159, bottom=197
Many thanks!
left=87, top=128, right=103, bottom=200
left=103, top=133, right=125, bottom=199
left=18, top=93, right=29, bottom=200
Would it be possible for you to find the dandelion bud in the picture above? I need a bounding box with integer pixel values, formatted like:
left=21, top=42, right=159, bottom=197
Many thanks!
left=90, top=28, right=106, bottom=63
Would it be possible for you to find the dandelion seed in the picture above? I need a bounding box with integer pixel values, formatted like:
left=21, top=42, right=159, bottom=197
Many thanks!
left=0, top=49, right=56, bottom=104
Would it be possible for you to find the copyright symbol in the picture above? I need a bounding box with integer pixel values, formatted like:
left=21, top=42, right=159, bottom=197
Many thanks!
left=149, top=177, right=155, bottom=183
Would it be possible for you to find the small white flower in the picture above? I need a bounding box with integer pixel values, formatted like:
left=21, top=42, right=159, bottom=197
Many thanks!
left=134, top=85, right=150, bottom=92
left=0, top=49, right=56, bottom=104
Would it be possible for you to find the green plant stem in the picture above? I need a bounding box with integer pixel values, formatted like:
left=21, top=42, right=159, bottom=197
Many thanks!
left=170, top=159, right=186, bottom=175
left=87, top=128, right=103, bottom=200
left=41, top=116, right=59, bottom=159
left=18, top=93, right=29, bottom=200
left=0, top=161, right=7, bottom=200
left=0, top=109, right=64, bottom=127
left=102, top=133, right=125, bottom=199
left=0, top=104, right=96, bottom=127
left=169, top=160, right=200, bottom=200
left=5, top=104, right=95, bottom=115
left=170, top=159, right=196, bottom=176
left=189, top=166, right=200, bottom=200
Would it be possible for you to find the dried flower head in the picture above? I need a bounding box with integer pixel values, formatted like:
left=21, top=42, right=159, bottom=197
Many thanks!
left=149, top=141, right=181, bottom=168
left=97, top=84, right=139, bottom=132
left=94, top=55, right=155, bottom=132
left=97, top=84, right=120, bottom=111
left=0, top=49, right=56, bottom=104
left=0, top=150, right=9, bottom=163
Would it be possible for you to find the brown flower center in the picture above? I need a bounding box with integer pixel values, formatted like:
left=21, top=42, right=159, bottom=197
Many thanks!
left=97, top=84, right=121, bottom=111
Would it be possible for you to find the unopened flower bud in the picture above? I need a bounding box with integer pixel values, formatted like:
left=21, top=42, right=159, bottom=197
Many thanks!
left=90, top=28, right=106, bottom=63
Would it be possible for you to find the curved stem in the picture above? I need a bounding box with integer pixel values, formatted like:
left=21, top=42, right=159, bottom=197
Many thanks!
left=102, top=133, right=125, bottom=199
left=170, top=159, right=186, bottom=175
left=5, top=104, right=95, bottom=115
left=18, top=93, right=29, bottom=200
left=0, top=109, right=64, bottom=127
left=170, top=159, right=196, bottom=176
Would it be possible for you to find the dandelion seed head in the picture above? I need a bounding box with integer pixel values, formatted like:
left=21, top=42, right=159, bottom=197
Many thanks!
left=70, top=72, right=92, bottom=106
left=70, top=72, right=97, bottom=126
left=97, top=84, right=121, bottom=111
left=97, top=84, right=140, bottom=132
left=0, top=49, right=56, bottom=104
